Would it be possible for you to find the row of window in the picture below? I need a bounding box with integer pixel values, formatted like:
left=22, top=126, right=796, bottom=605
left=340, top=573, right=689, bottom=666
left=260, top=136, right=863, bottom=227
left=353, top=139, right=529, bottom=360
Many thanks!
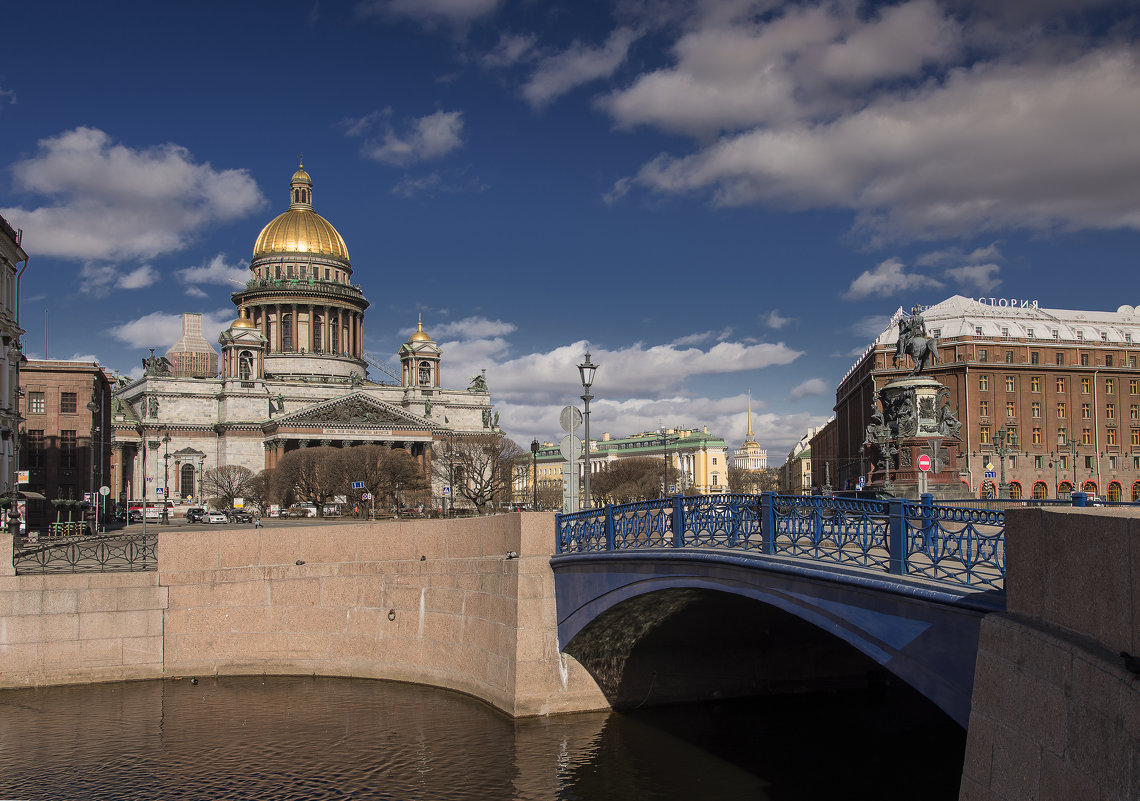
left=255, top=264, right=348, bottom=283
left=979, top=376, right=1138, bottom=394
left=973, top=348, right=1136, bottom=367
left=958, top=324, right=1137, bottom=345
left=23, top=429, right=79, bottom=468
left=981, top=401, right=1140, bottom=419
left=979, top=425, right=1140, bottom=448
left=26, top=391, right=80, bottom=415
left=984, top=481, right=1140, bottom=502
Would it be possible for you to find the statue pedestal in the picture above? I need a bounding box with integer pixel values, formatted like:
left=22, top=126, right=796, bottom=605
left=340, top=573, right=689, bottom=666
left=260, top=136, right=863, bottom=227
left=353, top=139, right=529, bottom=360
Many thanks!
left=868, top=377, right=973, bottom=500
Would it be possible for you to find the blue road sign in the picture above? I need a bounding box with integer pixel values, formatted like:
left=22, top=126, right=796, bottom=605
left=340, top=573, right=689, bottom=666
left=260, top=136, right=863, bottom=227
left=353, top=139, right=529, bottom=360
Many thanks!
left=984, top=470, right=997, bottom=479
left=351, top=481, right=365, bottom=490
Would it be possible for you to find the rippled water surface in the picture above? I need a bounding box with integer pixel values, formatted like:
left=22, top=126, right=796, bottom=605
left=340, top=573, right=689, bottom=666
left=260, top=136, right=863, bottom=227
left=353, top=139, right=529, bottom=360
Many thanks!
left=0, top=676, right=964, bottom=800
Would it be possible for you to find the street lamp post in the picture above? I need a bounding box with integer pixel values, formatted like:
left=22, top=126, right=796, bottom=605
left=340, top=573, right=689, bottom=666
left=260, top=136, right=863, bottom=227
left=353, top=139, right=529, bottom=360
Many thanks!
left=577, top=353, right=598, bottom=509
left=530, top=438, right=539, bottom=510
left=86, top=397, right=98, bottom=533
left=994, top=426, right=1018, bottom=499
left=161, top=427, right=171, bottom=523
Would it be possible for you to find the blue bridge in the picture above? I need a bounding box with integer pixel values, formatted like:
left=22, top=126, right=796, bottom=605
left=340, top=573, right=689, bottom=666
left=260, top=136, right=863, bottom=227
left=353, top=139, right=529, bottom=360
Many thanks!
left=552, top=493, right=1007, bottom=726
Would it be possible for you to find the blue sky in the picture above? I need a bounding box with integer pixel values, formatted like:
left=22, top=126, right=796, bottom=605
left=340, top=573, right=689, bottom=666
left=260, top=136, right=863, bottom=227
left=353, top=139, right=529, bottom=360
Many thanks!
left=3, top=0, right=1139, bottom=458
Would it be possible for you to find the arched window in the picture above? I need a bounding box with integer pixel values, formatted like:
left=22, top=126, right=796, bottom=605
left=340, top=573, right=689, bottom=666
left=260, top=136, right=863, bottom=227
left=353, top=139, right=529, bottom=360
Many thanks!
left=1082, top=480, right=1097, bottom=497
left=180, top=463, right=195, bottom=500
left=1132, top=481, right=1140, bottom=502
left=330, top=319, right=339, bottom=354
left=1107, top=481, right=1122, bottom=502
left=1032, top=481, right=1048, bottom=500
left=239, top=350, right=253, bottom=380
left=1008, top=481, right=1023, bottom=500
left=1058, top=480, right=1073, bottom=496
left=981, top=481, right=995, bottom=499
left=419, top=361, right=431, bottom=385
left=313, top=316, right=322, bottom=353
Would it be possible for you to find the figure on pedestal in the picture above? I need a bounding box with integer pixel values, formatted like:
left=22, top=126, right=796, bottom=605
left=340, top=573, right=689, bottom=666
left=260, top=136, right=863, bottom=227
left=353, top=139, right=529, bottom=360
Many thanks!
left=893, top=307, right=940, bottom=375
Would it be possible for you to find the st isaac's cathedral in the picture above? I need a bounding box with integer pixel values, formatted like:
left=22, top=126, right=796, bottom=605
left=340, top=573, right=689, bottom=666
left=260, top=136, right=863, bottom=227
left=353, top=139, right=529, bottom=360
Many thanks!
left=110, top=164, right=496, bottom=504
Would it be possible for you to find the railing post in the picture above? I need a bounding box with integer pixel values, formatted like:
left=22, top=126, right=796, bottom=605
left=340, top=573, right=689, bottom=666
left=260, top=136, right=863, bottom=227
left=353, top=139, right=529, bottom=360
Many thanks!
left=1071, top=492, right=1088, bottom=507
left=761, top=492, right=775, bottom=555
left=605, top=505, right=615, bottom=551
left=888, top=498, right=906, bottom=575
left=554, top=513, right=564, bottom=554
left=672, top=495, right=685, bottom=548
left=920, top=493, right=933, bottom=549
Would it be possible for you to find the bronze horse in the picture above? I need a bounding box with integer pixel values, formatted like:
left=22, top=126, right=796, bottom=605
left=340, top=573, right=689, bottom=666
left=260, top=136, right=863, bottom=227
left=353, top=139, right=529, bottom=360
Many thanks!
left=894, top=333, right=939, bottom=374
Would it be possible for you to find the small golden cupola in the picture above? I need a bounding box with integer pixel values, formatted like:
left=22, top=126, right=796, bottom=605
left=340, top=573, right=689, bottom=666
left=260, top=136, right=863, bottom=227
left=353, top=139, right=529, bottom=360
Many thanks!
left=399, top=315, right=441, bottom=388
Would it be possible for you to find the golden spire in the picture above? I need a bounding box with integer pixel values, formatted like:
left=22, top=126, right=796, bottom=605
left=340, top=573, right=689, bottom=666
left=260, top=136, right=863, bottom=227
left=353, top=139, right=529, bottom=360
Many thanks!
left=746, top=391, right=754, bottom=439
left=409, top=314, right=431, bottom=342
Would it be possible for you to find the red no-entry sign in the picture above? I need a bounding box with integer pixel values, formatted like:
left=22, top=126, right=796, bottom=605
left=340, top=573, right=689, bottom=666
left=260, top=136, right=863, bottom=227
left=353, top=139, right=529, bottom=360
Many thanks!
left=917, top=454, right=932, bottom=472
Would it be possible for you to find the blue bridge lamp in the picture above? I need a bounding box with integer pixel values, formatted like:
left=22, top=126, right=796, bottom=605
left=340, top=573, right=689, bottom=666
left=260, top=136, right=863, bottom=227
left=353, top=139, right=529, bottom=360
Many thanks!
left=578, top=353, right=598, bottom=509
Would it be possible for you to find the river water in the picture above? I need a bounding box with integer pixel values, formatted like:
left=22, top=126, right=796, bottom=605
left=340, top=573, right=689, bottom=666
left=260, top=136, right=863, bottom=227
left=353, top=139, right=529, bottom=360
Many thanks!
left=0, top=676, right=964, bottom=800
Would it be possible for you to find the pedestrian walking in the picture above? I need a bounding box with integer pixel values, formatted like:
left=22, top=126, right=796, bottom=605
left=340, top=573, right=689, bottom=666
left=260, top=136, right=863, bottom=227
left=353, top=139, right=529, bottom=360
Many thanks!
left=253, top=512, right=262, bottom=528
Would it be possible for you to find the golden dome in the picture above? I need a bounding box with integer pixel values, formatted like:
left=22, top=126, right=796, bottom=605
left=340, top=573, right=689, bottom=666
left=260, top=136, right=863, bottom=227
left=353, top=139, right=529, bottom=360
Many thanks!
left=409, top=315, right=432, bottom=342
left=251, top=163, right=350, bottom=262
left=232, top=305, right=255, bottom=329
left=252, top=210, right=350, bottom=261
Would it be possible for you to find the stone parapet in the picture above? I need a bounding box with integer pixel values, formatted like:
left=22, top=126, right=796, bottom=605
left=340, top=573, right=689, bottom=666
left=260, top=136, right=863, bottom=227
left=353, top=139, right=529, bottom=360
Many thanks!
left=960, top=508, right=1140, bottom=801
left=1, top=515, right=608, bottom=719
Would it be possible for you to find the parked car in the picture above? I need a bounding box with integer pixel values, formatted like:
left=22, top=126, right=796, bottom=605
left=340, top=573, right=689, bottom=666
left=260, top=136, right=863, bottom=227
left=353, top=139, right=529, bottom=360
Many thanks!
left=229, top=510, right=253, bottom=523
left=285, top=503, right=318, bottom=518
left=204, top=511, right=229, bottom=524
left=185, top=507, right=207, bottom=523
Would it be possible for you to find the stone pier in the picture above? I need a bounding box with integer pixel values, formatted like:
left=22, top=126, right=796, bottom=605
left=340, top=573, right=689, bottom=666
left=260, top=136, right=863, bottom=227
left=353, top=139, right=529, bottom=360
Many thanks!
left=0, top=514, right=608, bottom=718
left=960, top=508, right=1140, bottom=800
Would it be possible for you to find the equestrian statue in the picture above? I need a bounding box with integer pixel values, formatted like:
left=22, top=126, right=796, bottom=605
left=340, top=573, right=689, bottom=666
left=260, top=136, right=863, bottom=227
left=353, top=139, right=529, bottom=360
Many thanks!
left=893, top=306, right=939, bottom=375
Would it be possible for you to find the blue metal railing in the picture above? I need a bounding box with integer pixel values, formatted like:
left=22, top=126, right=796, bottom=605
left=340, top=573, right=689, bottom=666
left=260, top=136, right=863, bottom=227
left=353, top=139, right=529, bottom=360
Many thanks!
left=557, top=492, right=1015, bottom=590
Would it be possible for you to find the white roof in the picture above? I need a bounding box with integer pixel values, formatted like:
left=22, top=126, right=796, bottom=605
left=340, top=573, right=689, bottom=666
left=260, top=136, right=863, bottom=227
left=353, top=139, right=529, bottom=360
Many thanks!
left=873, top=295, right=1140, bottom=346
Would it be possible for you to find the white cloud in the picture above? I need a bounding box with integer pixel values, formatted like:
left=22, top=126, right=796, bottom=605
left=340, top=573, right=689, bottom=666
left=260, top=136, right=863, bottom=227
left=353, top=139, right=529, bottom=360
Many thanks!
left=764, top=309, right=793, bottom=329
left=602, top=4, right=1140, bottom=240
left=1, top=127, right=265, bottom=261
left=522, top=27, right=639, bottom=108
left=945, top=262, right=1002, bottom=293
left=429, top=316, right=516, bottom=340
left=176, top=253, right=249, bottom=289
left=0, top=83, right=15, bottom=105
left=117, top=265, right=159, bottom=290
left=108, top=309, right=235, bottom=350
left=481, top=32, right=538, bottom=69
left=790, top=377, right=828, bottom=400
left=843, top=258, right=943, bottom=300
left=345, top=109, right=465, bottom=166
left=466, top=338, right=801, bottom=406
left=356, top=0, right=500, bottom=27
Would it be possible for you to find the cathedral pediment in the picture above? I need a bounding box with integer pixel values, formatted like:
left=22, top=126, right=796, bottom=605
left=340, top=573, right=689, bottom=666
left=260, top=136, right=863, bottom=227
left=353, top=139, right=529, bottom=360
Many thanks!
left=271, top=392, right=433, bottom=430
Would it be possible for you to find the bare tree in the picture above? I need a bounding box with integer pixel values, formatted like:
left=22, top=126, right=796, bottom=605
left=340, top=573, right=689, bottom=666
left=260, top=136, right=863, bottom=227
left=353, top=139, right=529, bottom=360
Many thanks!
left=339, top=445, right=429, bottom=513
left=200, top=465, right=256, bottom=511
left=590, top=458, right=661, bottom=505
left=727, top=465, right=779, bottom=494
left=432, top=434, right=525, bottom=514
left=243, top=469, right=274, bottom=514
left=271, top=447, right=342, bottom=515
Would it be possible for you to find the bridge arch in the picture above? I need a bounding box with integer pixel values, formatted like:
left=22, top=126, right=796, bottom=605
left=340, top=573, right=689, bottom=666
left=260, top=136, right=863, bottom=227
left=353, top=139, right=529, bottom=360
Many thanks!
left=553, top=551, right=1001, bottom=727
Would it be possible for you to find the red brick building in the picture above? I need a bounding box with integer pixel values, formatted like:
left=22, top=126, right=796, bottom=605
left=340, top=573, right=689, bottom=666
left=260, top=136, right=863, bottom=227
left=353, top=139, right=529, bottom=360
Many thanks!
left=18, top=361, right=113, bottom=529
left=834, top=296, right=1140, bottom=501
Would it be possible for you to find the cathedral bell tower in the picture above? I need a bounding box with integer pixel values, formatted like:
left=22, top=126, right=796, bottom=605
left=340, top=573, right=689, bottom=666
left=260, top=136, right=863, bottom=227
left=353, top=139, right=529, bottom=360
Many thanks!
left=218, top=304, right=268, bottom=385
left=399, top=316, right=441, bottom=389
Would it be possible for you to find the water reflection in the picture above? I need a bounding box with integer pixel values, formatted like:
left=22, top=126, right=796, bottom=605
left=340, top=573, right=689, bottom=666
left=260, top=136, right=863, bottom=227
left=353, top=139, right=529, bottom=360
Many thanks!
left=0, top=676, right=962, bottom=800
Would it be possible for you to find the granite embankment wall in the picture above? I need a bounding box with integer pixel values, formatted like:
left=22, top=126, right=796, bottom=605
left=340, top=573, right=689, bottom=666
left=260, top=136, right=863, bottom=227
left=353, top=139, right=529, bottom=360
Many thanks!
left=960, top=508, right=1140, bottom=801
left=0, top=514, right=608, bottom=717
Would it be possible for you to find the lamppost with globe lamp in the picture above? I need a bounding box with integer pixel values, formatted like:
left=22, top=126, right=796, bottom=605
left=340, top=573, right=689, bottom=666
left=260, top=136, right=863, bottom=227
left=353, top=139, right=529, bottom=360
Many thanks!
left=86, top=397, right=99, bottom=533
left=530, top=438, right=540, bottom=510
left=994, top=425, right=1018, bottom=499
left=577, top=353, right=598, bottom=509
left=161, top=427, right=171, bottom=523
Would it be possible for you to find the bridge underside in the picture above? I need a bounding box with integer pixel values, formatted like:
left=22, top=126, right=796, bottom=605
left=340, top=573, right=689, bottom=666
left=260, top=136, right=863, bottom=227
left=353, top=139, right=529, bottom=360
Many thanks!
left=552, top=551, right=1003, bottom=727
